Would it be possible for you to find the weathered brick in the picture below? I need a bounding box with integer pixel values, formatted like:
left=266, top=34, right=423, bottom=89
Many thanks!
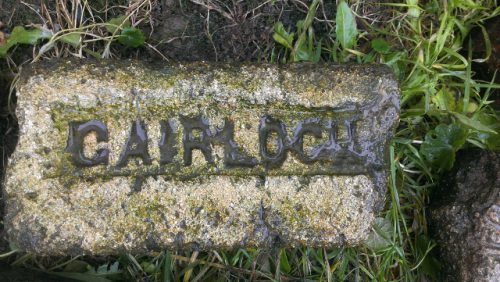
left=4, top=60, right=400, bottom=255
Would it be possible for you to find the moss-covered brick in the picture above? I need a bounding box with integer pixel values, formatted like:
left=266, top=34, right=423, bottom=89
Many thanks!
left=4, top=59, right=400, bottom=255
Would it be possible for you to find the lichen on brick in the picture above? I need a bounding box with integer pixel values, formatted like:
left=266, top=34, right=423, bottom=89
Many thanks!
left=4, top=60, right=400, bottom=255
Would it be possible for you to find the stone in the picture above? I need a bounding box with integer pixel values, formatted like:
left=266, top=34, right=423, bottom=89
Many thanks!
left=4, top=60, right=400, bottom=255
left=430, top=150, right=500, bottom=282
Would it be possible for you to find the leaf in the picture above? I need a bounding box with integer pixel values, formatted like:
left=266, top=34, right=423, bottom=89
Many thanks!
left=371, top=38, right=390, bottom=54
left=0, top=26, right=52, bottom=57
left=453, top=112, right=497, bottom=134
left=364, top=217, right=392, bottom=251
left=294, top=39, right=311, bottom=61
left=420, top=124, right=467, bottom=171
left=63, top=260, right=90, bottom=273
left=83, top=47, right=102, bottom=59
left=118, top=27, right=145, bottom=48
left=108, top=261, right=119, bottom=273
left=162, top=251, right=173, bottom=282
left=59, top=33, right=81, bottom=47
left=432, top=88, right=456, bottom=111
left=407, top=0, right=421, bottom=18
left=141, top=261, right=158, bottom=274
left=336, top=0, right=358, bottom=49
left=273, top=22, right=294, bottom=50
left=106, top=15, right=130, bottom=34
left=416, top=235, right=440, bottom=279
left=313, top=39, right=322, bottom=62
left=0, top=40, right=15, bottom=57
left=47, top=272, right=112, bottom=282
left=12, top=26, right=52, bottom=44
left=475, top=113, right=500, bottom=150
left=86, top=262, right=121, bottom=276
left=279, top=249, right=291, bottom=273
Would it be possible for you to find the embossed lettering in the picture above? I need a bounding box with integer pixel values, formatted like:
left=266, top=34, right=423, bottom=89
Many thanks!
left=212, top=119, right=257, bottom=167
left=181, top=115, right=257, bottom=167
left=289, top=118, right=323, bottom=163
left=66, top=114, right=362, bottom=171
left=116, top=120, right=152, bottom=168
left=66, top=120, right=109, bottom=167
left=159, top=119, right=177, bottom=164
left=259, top=115, right=287, bottom=167
left=180, top=115, right=214, bottom=166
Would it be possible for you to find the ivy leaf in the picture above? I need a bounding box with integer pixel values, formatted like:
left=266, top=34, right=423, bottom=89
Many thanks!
left=118, top=27, right=145, bottom=48
left=336, top=0, right=358, bottom=49
left=371, top=38, right=390, bottom=54
left=420, top=124, right=467, bottom=171
left=273, top=22, right=294, bottom=50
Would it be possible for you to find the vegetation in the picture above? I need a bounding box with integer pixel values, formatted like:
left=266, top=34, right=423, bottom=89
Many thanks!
left=0, top=0, right=499, bottom=281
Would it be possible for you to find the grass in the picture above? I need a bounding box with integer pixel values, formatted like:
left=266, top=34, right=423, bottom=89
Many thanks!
left=0, top=0, right=499, bottom=281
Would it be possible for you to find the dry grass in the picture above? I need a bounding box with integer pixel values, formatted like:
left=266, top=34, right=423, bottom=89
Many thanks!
left=0, top=0, right=499, bottom=281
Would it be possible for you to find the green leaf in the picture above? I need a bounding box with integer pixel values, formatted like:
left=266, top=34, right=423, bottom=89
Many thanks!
left=106, top=15, right=130, bottom=34
left=64, top=260, right=90, bottom=273
left=294, top=39, right=310, bottom=61
left=162, top=251, right=173, bottom=282
left=420, top=124, right=467, bottom=171
left=118, top=27, right=145, bottom=48
left=141, top=261, right=158, bottom=274
left=86, top=262, right=121, bottom=276
left=336, top=0, right=358, bottom=49
left=416, top=235, right=440, bottom=279
left=453, top=112, right=497, bottom=134
left=12, top=26, right=52, bottom=44
left=273, top=22, right=294, bottom=50
left=48, top=272, right=112, bottom=282
left=83, top=48, right=102, bottom=59
left=59, top=33, right=81, bottom=47
left=475, top=113, right=500, bottom=150
left=407, top=0, right=421, bottom=18
left=313, top=39, right=322, bottom=62
left=279, top=249, right=291, bottom=273
left=0, top=26, right=52, bottom=57
left=432, top=88, right=456, bottom=111
left=0, top=40, right=15, bottom=57
left=364, top=217, right=392, bottom=251
left=371, top=38, right=390, bottom=54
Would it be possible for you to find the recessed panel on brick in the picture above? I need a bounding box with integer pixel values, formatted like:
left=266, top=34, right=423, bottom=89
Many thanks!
left=4, top=61, right=400, bottom=255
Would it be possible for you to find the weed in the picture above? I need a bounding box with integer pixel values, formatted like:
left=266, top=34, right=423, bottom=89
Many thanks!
left=0, top=0, right=499, bottom=281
